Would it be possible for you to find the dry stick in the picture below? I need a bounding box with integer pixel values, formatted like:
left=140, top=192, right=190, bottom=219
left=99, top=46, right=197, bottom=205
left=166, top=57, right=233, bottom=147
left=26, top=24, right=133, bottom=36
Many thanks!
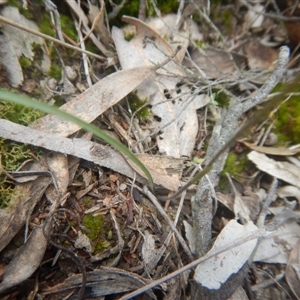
left=120, top=227, right=269, bottom=300
left=192, top=46, right=290, bottom=257
left=43, top=0, right=65, bottom=42
left=143, top=186, right=194, bottom=262
left=0, top=15, right=106, bottom=61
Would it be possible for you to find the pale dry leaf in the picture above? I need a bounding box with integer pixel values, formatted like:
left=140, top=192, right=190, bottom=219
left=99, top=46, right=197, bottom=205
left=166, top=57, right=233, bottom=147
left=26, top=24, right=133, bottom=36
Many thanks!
left=183, top=220, right=196, bottom=253
left=88, top=1, right=113, bottom=48
left=112, top=17, right=209, bottom=157
left=248, top=151, right=300, bottom=188
left=243, top=4, right=264, bottom=29
left=127, top=154, right=184, bottom=191
left=216, top=191, right=260, bottom=222
left=277, top=185, right=300, bottom=202
left=227, top=174, right=251, bottom=221
left=227, top=285, right=249, bottom=300
left=46, top=153, right=69, bottom=195
left=0, top=33, right=23, bottom=87
left=74, top=231, right=93, bottom=254
left=0, top=222, right=52, bottom=293
left=146, top=14, right=203, bottom=61
left=0, top=6, right=50, bottom=73
left=0, top=119, right=184, bottom=190
left=286, top=239, right=300, bottom=299
left=241, top=141, right=300, bottom=156
left=32, top=66, right=157, bottom=136
left=254, top=222, right=300, bottom=264
left=194, top=220, right=258, bottom=289
left=244, top=40, right=278, bottom=71
left=184, top=46, right=246, bottom=79
left=142, top=231, right=160, bottom=274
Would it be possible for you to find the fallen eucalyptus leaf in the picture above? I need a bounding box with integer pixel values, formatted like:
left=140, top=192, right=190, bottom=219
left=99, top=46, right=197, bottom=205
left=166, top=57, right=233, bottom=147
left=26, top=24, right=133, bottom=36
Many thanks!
left=242, top=141, right=300, bottom=156
left=254, top=221, right=300, bottom=263
left=0, top=222, right=52, bottom=293
left=248, top=151, right=300, bottom=188
left=194, top=220, right=258, bottom=290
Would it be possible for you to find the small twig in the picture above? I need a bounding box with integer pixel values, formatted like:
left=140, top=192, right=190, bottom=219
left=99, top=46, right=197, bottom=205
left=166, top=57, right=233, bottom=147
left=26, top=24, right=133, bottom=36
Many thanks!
left=43, top=0, right=64, bottom=42
left=108, top=0, right=128, bottom=20
left=138, top=0, right=147, bottom=21
left=256, top=178, right=278, bottom=229
left=73, top=17, right=93, bottom=87
left=0, top=15, right=106, bottom=61
left=143, top=186, right=194, bottom=262
left=259, top=121, right=275, bottom=146
left=109, top=210, right=124, bottom=266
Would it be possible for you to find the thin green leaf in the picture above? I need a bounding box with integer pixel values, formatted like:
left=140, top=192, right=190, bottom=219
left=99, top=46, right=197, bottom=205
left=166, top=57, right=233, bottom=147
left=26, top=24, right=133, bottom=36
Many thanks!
left=0, top=89, right=154, bottom=189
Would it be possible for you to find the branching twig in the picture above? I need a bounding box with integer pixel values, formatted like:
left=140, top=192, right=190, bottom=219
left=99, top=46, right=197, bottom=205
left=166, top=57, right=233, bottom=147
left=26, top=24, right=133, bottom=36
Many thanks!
left=143, top=186, right=194, bottom=261
left=192, top=46, right=289, bottom=257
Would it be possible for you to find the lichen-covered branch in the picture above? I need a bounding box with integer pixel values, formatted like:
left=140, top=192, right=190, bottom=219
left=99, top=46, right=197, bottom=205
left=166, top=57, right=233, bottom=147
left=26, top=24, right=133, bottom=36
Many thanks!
left=192, top=46, right=290, bottom=257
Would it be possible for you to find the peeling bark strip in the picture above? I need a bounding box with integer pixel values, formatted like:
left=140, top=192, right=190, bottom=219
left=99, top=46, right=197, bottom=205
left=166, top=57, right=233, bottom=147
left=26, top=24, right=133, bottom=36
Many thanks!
left=0, top=119, right=181, bottom=191
left=0, top=118, right=139, bottom=182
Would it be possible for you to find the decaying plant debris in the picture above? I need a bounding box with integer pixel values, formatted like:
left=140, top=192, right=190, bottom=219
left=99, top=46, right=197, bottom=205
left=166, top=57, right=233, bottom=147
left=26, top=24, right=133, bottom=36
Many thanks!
left=0, top=0, right=300, bottom=299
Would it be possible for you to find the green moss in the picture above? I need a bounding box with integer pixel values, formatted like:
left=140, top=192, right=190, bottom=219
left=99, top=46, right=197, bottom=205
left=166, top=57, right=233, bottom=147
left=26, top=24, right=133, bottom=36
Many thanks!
left=0, top=139, right=32, bottom=171
left=0, top=101, right=44, bottom=126
left=83, top=214, right=104, bottom=240
left=7, top=0, right=34, bottom=19
left=83, top=214, right=111, bottom=254
left=83, top=198, right=91, bottom=206
left=19, top=57, right=32, bottom=68
left=271, top=83, right=300, bottom=144
left=109, top=0, right=178, bottom=27
left=211, top=89, right=230, bottom=108
left=0, top=101, right=44, bottom=207
left=53, top=95, right=65, bottom=107
left=0, top=181, right=15, bottom=209
left=94, top=240, right=110, bottom=253
left=219, top=152, right=249, bottom=190
left=60, top=15, right=77, bottom=41
left=194, top=40, right=206, bottom=48
left=86, top=40, right=99, bottom=55
left=0, top=180, right=22, bottom=209
left=128, top=92, right=150, bottom=120
left=48, top=65, right=62, bottom=81
left=156, top=0, right=178, bottom=14
left=221, top=9, right=233, bottom=34
left=124, top=33, right=135, bottom=41
left=38, top=13, right=56, bottom=37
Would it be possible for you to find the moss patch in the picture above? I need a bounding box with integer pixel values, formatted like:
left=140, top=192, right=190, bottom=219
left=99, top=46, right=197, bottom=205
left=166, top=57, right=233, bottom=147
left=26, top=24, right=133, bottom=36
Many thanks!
left=273, top=97, right=300, bottom=145
left=0, top=101, right=44, bottom=207
left=219, top=152, right=249, bottom=190
left=128, top=92, right=151, bottom=120
left=82, top=214, right=111, bottom=254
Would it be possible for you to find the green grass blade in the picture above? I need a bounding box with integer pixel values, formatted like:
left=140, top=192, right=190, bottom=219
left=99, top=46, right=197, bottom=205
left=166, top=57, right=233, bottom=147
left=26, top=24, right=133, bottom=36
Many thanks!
left=0, top=89, right=154, bottom=189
